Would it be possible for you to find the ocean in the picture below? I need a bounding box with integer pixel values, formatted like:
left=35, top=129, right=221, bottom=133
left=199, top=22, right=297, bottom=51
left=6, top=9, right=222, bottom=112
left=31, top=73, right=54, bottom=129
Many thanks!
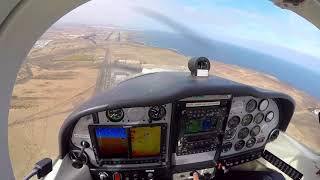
left=134, top=31, right=320, bottom=100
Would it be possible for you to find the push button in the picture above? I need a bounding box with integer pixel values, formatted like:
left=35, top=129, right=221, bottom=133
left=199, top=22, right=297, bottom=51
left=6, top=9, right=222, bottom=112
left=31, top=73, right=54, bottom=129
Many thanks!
left=113, top=172, right=121, bottom=180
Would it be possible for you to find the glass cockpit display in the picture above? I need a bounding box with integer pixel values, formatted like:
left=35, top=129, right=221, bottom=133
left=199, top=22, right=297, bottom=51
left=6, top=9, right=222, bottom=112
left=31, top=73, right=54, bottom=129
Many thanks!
left=183, top=106, right=224, bottom=134
left=131, top=126, right=161, bottom=157
left=90, top=124, right=166, bottom=163
left=185, top=117, right=217, bottom=134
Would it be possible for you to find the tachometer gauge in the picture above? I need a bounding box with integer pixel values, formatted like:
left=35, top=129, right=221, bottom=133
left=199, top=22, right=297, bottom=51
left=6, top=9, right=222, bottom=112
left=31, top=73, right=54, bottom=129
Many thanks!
left=224, top=128, right=236, bottom=140
left=241, top=114, right=253, bottom=126
left=106, top=109, right=124, bottom=122
left=222, top=142, right=233, bottom=153
left=246, top=137, right=256, bottom=148
left=228, top=116, right=240, bottom=128
left=258, top=99, right=269, bottom=111
left=246, top=99, right=257, bottom=113
left=254, top=113, right=264, bottom=124
left=265, top=111, right=274, bottom=122
left=148, top=105, right=166, bottom=120
left=234, top=140, right=245, bottom=151
left=238, top=127, right=249, bottom=139
left=250, top=125, right=260, bottom=137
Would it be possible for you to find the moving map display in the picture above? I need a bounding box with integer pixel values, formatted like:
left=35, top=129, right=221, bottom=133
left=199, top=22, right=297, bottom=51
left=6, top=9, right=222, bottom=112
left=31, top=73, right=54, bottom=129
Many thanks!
left=131, top=126, right=161, bottom=157
left=94, top=125, right=162, bottom=159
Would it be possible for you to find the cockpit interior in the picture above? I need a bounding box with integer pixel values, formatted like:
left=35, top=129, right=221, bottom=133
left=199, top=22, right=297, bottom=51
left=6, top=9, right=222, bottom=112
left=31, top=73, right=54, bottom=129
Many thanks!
left=50, top=57, right=300, bottom=180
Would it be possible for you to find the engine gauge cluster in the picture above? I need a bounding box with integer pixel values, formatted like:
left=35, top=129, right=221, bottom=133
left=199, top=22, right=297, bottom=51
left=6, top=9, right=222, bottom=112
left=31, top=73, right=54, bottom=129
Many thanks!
left=222, top=96, right=279, bottom=156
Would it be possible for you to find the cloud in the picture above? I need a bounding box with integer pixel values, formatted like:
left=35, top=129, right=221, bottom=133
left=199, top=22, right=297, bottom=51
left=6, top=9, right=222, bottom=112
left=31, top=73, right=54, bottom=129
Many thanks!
left=56, top=0, right=320, bottom=60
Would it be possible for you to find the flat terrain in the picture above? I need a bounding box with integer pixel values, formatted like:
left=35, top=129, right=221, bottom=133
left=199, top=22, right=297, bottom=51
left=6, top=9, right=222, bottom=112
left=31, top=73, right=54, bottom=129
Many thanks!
left=8, top=25, right=320, bottom=179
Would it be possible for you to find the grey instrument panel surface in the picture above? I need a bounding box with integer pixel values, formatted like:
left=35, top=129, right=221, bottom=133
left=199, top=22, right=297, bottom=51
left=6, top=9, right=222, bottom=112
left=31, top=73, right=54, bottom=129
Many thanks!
left=71, top=96, right=280, bottom=166
left=221, top=96, right=279, bottom=157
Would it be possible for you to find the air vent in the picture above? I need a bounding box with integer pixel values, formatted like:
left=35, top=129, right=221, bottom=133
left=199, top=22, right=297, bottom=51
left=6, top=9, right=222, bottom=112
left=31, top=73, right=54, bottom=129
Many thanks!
left=268, top=129, right=280, bottom=142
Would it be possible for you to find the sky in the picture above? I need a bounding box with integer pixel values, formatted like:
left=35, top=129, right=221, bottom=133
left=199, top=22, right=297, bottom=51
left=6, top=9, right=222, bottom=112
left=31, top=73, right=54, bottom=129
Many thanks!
left=57, top=0, right=320, bottom=65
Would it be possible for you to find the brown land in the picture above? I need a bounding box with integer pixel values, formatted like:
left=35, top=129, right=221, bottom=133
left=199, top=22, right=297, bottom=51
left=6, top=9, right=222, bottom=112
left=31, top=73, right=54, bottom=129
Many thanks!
left=8, top=25, right=320, bottom=179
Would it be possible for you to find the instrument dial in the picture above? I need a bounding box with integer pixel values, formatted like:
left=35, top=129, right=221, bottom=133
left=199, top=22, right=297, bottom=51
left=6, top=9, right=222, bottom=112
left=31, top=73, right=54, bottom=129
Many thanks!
left=246, top=99, right=257, bottom=113
left=234, top=140, right=245, bottom=151
left=106, top=109, right=124, bottom=122
left=246, top=137, right=256, bottom=148
left=224, top=128, right=236, bottom=140
left=265, top=111, right=274, bottom=122
left=250, top=125, right=261, bottom=137
left=238, top=127, right=249, bottom=139
left=228, top=116, right=240, bottom=128
left=148, top=105, right=166, bottom=120
left=241, top=114, right=253, bottom=126
left=258, top=99, right=269, bottom=111
left=269, top=129, right=280, bottom=142
left=222, top=142, right=233, bottom=153
left=254, top=113, right=264, bottom=124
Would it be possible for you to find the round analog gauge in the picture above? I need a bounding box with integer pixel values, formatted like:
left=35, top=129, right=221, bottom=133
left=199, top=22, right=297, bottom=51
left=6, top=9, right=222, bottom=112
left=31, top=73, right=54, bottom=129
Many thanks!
left=254, top=113, right=264, bottom=124
left=259, top=99, right=269, bottom=111
left=106, top=109, right=124, bottom=122
left=241, top=114, right=253, bottom=126
left=246, top=99, right=257, bottom=113
left=222, top=142, right=233, bottom=153
left=246, top=137, right=256, bottom=148
left=265, top=111, right=274, bottom=122
left=234, top=140, right=245, bottom=151
left=238, top=127, right=249, bottom=139
left=269, top=129, right=280, bottom=142
left=250, top=125, right=261, bottom=137
left=127, top=107, right=146, bottom=122
left=224, top=128, right=237, bottom=140
left=228, top=116, right=240, bottom=128
left=148, top=105, right=166, bottom=120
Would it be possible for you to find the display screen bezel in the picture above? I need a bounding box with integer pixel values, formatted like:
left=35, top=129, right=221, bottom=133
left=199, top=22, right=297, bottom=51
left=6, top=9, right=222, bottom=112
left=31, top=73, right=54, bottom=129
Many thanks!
left=88, top=123, right=167, bottom=163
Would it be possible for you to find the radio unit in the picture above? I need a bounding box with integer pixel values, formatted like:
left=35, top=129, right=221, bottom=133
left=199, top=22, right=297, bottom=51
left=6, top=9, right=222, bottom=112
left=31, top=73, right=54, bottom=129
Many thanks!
left=175, top=99, right=231, bottom=156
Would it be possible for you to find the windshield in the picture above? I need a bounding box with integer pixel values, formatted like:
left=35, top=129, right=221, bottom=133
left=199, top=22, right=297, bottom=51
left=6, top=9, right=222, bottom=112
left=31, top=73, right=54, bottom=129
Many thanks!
left=8, top=0, right=320, bottom=179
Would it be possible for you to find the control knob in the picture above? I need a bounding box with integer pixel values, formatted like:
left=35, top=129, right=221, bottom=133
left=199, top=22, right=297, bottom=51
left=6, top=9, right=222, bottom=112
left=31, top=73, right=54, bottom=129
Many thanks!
left=99, top=172, right=110, bottom=180
left=147, top=172, right=154, bottom=180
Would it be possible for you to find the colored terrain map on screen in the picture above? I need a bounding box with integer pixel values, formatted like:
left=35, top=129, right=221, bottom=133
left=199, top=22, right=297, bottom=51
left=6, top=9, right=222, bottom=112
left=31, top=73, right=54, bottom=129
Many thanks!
left=130, top=126, right=161, bottom=157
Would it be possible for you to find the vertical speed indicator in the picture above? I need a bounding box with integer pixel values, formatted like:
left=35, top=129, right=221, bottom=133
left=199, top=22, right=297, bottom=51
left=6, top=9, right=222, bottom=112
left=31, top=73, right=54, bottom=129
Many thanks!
left=148, top=105, right=166, bottom=121
left=106, top=109, right=124, bottom=122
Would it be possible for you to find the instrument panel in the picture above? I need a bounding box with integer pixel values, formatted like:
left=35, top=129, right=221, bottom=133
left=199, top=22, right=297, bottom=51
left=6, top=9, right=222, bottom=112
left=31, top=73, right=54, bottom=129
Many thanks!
left=70, top=95, right=281, bottom=179
left=221, top=96, right=279, bottom=157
